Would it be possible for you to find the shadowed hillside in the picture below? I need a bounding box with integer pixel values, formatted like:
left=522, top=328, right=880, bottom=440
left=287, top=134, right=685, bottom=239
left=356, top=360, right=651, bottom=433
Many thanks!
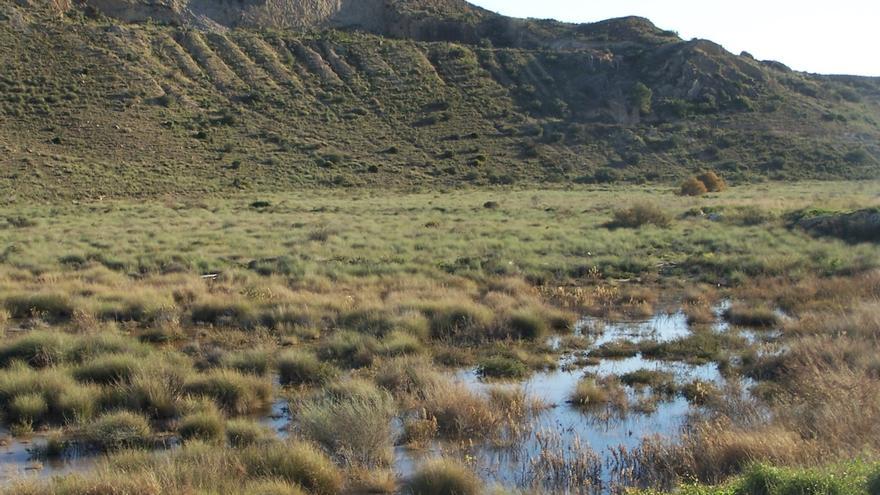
left=0, top=0, right=878, bottom=199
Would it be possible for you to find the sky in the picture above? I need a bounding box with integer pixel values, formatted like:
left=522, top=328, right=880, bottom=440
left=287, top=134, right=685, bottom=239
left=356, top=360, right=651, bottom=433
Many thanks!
left=469, top=1, right=880, bottom=76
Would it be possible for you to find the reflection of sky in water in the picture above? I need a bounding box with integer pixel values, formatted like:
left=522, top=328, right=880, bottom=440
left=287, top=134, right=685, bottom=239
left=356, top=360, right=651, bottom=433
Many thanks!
left=584, top=310, right=694, bottom=347
left=395, top=305, right=739, bottom=490
left=0, top=434, right=96, bottom=483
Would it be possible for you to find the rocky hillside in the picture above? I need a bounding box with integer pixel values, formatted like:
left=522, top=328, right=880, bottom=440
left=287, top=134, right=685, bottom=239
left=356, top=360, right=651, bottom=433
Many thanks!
left=0, top=0, right=878, bottom=199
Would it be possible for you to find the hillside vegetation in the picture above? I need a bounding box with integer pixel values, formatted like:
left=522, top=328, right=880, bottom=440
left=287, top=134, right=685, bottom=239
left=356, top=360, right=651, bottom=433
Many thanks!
left=0, top=0, right=878, bottom=199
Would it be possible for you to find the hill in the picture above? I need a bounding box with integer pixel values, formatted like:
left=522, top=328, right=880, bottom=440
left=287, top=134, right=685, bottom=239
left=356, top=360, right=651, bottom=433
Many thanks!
left=0, top=0, right=878, bottom=199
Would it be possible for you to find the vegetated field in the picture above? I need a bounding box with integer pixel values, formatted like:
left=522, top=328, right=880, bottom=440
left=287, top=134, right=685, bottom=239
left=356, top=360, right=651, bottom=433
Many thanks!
left=0, top=181, right=879, bottom=494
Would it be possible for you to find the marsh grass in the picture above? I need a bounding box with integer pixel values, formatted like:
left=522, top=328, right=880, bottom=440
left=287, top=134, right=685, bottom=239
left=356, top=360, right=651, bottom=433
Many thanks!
left=73, top=354, right=140, bottom=384
left=80, top=411, right=152, bottom=451
left=0, top=331, right=72, bottom=368
left=226, top=419, right=273, bottom=447
left=725, top=304, right=780, bottom=328
left=620, top=370, right=677, bottom=396
left=421, top=378, right=499, bottom=440
left=223, top=349, right=272, bottom=376
left=589, top=340, right=640, bottom=359
left=608, top=203, right=672, bottom=229
left=178, top=409, right=225, bottom=443
left=295, top=381, right=396, bottom=468
left=183, top=369, right=273, bottom=415
left=239, top=441, right=343, bottom=495
left=477, top=355, right=530, bottom=379
left=277, top=349, right=337, bottom=387
left=317, top=331, right=380, bottom=368
left=0, top=185, right=878, bottom=493
left=406, top=458, right=482, bottom=495
left=570, top=376, right=628, bottom=413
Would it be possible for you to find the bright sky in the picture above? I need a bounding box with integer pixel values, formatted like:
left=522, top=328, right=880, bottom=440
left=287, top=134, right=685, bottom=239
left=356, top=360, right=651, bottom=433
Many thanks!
left=469, top=1, right=880, bottom=76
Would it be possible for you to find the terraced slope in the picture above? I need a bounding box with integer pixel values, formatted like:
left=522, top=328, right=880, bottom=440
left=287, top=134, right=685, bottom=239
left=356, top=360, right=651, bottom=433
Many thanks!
left=0, top=1, right=878, bottom=199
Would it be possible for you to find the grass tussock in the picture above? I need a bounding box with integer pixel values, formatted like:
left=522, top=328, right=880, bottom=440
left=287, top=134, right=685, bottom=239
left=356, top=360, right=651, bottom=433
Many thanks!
left=725, top=303, right=780, bottom=328
left=226, top=419, right=273, bottom=447
left=570, top=376, right=628, bottom=412
left=406, top=458, right=482, bottom=495
left=73, top=354, right=140, bottom=384
left=477, top=355, right=530, bottom=379
left=295, top=380, right=396, bottom=468
left=278, top=350, right=338, bottom=387
left=3, top=294, right=75, bottom=322
left=178, top=410, right=225, bottom=443
left=240, top=441, right=343, bottom=495
left=80, top=411, right=153, bottom=451
left=183, top=369, right=273, bottom=415
left=608, top=202, right=672, bottom=229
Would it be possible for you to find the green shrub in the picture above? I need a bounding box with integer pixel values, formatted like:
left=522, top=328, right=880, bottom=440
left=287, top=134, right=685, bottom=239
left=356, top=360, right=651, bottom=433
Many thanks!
left=82, top=411, right=152, bottom=451
left=277, top=350, right=337, bottom=386
left=178, top=411, right=225, bottom=443
left=609, top=203, right=672, bottom=229
left=240, top=441, right=343, bottom=495
left=631, top=82, right=653, bottom=115
left=738, top=464, right=859, bottom=495
left=406, top=458, right=482, bottom=495
left=868, top=467, right=880, bottom=495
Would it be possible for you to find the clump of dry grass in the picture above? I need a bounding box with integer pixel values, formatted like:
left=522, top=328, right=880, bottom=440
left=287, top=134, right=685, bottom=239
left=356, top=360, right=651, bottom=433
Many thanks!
left=295, top=380, right=397, bottom=468
left=406, top=458, right=482, bottom=495
left=569, top=376, right=628, bottom=413
left=374, top=356, right=441, bottom=404
left=400, top=412, right=439, bottom=447
left=527, top=430, right=603, bottom=492
left=725, top=303, right=779, bottom=328
left=420, top=379, right=498, bottom=439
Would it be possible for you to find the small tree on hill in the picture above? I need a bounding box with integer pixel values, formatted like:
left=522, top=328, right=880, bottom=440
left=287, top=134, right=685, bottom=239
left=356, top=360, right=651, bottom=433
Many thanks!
left=631, top=82, right=653, bottom=115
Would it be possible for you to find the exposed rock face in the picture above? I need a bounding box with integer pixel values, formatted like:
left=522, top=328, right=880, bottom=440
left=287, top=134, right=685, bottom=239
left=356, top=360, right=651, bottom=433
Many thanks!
left=81, top=0, right=181, bottom=24
left=72, top=0, right=454, bottom=31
